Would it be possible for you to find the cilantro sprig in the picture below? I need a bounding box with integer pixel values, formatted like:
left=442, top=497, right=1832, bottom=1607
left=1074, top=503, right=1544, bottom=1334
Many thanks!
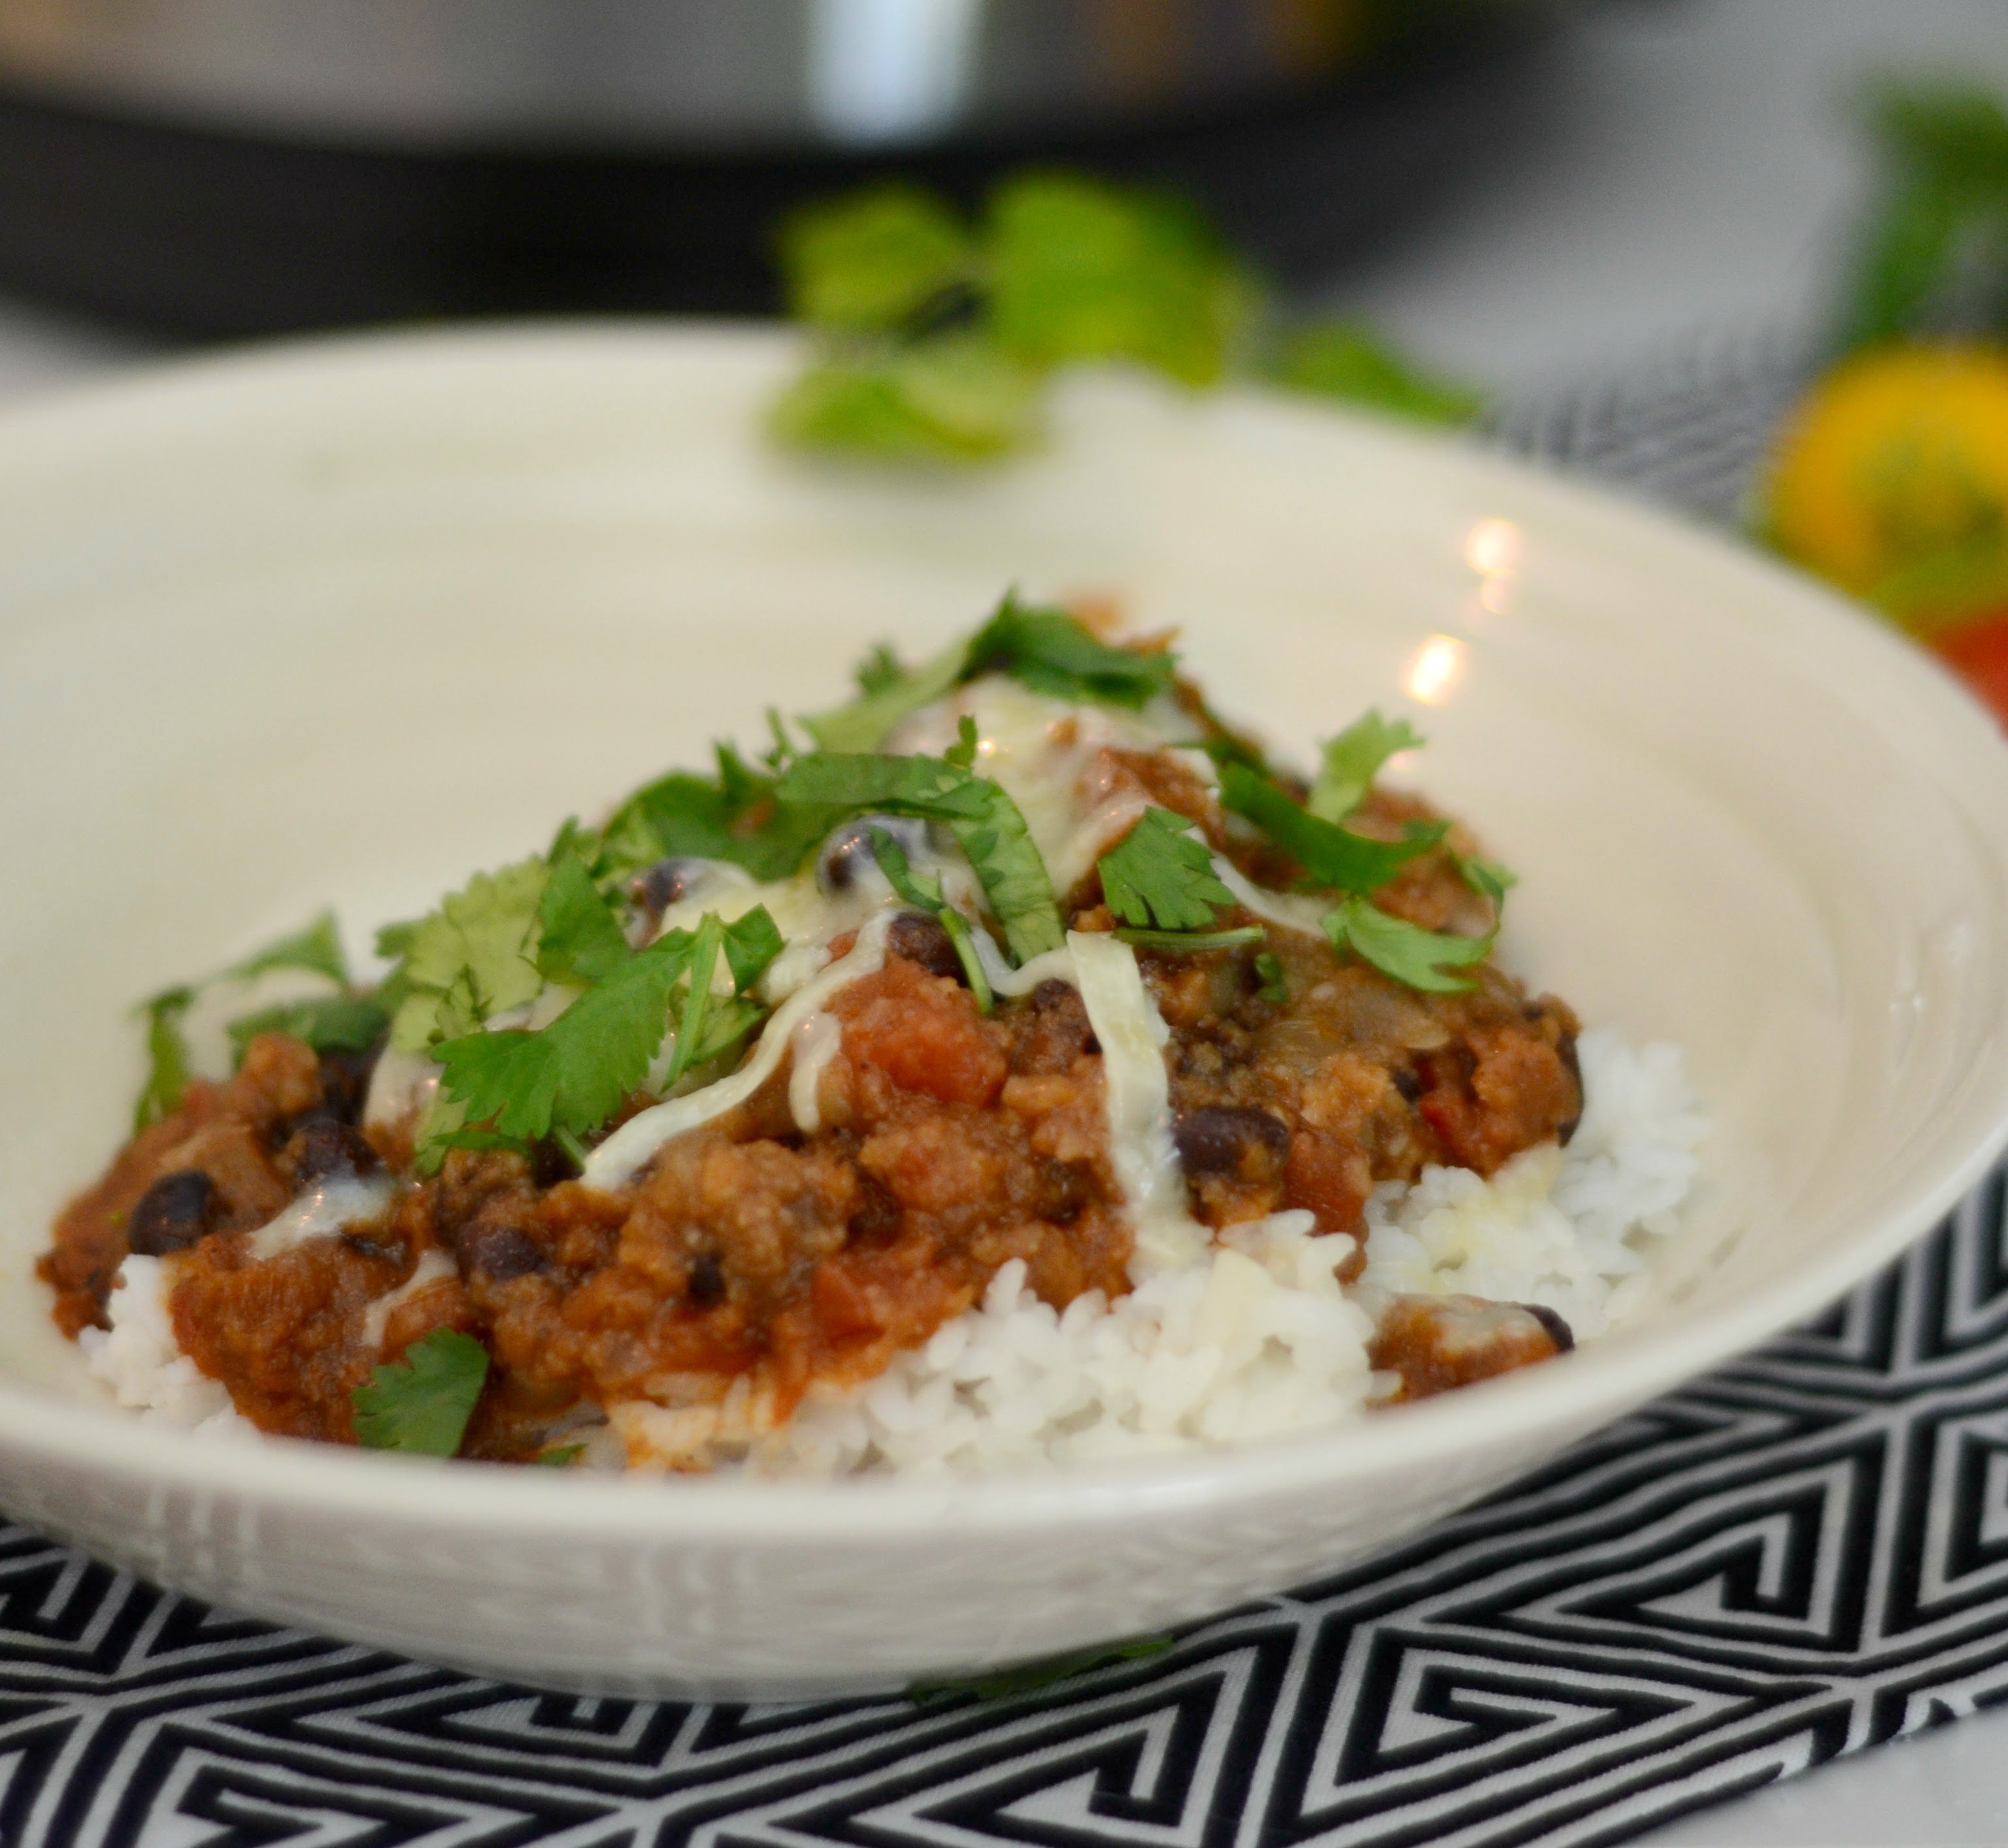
left=430, top=905, right=782, bottom=1151
left=803, top=592, right=1176, bottom=753
left=1218, top=763, right=1444, bottom=894
left=1324, top=898, right=1494, bottom=996
left=383, top=858, right=548, bottom=1052
left=1095, top=806, right=1256, bottom=955
left=1308, top=711, right=1422, bottom=823
left=778, top=748, right=1064, bottom=964
left=773, top=170, right=1485, bottom=467
left=352, top=1327, right=490, bottom=1457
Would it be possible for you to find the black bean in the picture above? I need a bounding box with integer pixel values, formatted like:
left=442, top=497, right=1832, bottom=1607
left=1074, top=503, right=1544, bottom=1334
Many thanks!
left=1556, top=1028, right=1583, bottom=1146
left=818, top=815, right=928, bottom=895
left=1173, top=1107, right=1291, bottom=1179
left=1519, top=1303, right=1576, bottom=1353
left=530, top=1137, right=578, bottom=1190
left=1392, top=1067, right=1423, bottom=1103
left=687, top=1251, right=726, bottom=1306
left=887, top=909, right=964, bottom=983
left=316, top=1044, right=381, bottom=1125
left=127, top=1170, right=220, bottom=1256
left=291, top=1113, right=380, bottom=1185
left=459, top=1222, right=543, bottom=1283
left=631, top=857, right=705, bottom=918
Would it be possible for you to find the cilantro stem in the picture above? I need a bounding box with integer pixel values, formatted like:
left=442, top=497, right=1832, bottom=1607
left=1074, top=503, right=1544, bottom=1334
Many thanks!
left=938, top=907, right=996, bottom=1013
left=552, top=1125, right=590, bottom=1173
left=1113, top=926, right=1262, bottom=953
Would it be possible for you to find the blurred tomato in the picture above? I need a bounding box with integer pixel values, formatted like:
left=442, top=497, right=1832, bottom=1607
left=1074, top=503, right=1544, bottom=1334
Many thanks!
left=1934, top=614, right=2008, bottom=725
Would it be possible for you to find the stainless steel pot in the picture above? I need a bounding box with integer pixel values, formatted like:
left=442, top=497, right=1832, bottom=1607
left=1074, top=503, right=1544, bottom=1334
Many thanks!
left=0, top=0, right=1568, bottom=150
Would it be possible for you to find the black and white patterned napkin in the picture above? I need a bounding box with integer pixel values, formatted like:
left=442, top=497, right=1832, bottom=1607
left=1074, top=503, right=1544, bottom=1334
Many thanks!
left=17, top=336, right=2005, bottom=1848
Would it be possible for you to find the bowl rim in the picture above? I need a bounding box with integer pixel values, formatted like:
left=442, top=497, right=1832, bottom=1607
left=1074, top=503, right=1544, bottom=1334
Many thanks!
left=6, top=318, right=2008, bottom=1543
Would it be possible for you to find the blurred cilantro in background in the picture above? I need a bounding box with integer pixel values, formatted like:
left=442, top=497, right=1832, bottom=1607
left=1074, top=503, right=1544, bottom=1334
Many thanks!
left=771, top=172, right=1482, bottom=465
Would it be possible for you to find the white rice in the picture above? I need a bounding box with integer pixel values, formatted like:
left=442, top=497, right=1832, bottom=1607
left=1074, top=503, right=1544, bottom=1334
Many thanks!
left=731, top=1028, right=1701, bottom=1477
left=84, top=1029, right=1702, bottom=1474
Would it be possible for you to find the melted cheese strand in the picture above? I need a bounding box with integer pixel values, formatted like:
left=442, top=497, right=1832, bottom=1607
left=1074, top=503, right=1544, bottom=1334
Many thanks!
left=1213, top=856, right=1330, bottom=936
left=584, top=911, right=893, bottom=1192
left=788, top=1012, right=845, bottom=1134
left=248, top=1171, right=403, bottom=1260
left=1067, top=930, right=1208, bottom=1277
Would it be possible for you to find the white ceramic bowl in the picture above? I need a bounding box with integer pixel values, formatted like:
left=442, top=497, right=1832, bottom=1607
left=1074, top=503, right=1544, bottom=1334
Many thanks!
left=2, top=326, right=2006, bottom=1698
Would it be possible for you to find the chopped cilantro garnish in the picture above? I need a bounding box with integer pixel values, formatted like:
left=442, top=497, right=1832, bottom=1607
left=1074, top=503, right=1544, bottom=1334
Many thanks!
left=227, top=994, right=388, bottom=1061
left=597, top=745, right=839, bottom=884
left=535, top=849, right=632, bottom=988
left=386, top=856, right=548, bottom=1052
left=1324, top=898, right=1493, bottom=995
left=1253, top=950, right=1288, bottom=1003
left=1309, top=711, right=1424, bottom=823
left=907, top=1634, right=1175, bottom=1706
left=534, top=1443, right=587, bottom=1468
left=1458, top=856, right=1517, bottom=910
left=854, top=643, right=905, bottom=698
left=224, top=909, right=352, bottom=987
left=804, top=594, right=1177, bottom=752
left=352, top=1328, right=490, bottom=1457
left=1097, top=807, right=1235, bottom=933
left=964, top=592, right=1176, bottom=710
left=431, top=905, right=781, bottom=1147
left=865, top=824, right=996, bottom=1011
left=779, top=751, right=1064, bottom=964
left=133, top=986, right=195, bottom=1133
left=1218, top=763, right=1445, bottom=894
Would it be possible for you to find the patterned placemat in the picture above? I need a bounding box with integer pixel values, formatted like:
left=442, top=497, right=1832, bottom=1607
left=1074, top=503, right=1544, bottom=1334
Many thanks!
left=18, top=335, right=2006, bottom=1848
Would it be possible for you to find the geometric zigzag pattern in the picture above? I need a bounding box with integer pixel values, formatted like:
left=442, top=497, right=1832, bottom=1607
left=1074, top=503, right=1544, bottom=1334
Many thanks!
left=5, top=1179, right=2008, bottom=1848
left=6, top=337, right=1980, bottom=1847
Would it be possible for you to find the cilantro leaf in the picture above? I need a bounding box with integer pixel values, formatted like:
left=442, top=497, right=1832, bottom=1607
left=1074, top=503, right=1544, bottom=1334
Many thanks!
left=660, top=915, right=726, bottom=1090
left=1324, top=898, right=1492, bottom=995
left=352, top=1328, right=490, bottom=1457
left=133, top=986, right=195, bottom=1133
left=1218, top=764, right=1445, bottom=894
left=1253, top=950, right=1288, bottom=1003
left=537, top=850, right=632, bottom=988
left=770, top=334, right=1043, bottom=465
left=1308, top=711, right=1424, bottom=823
left=722, top=907, right=786, bottom=992
left=988, top=174, right=1251, bottom=386
left=854, top=644, right=905, bottom=697
left=803, top=597, right=1173, bottom=752
left=1265, top=322, right=1486, bottom=428
left=1097, top=807, right=1234, bottom=932
left=598, top=747, right=839, bottom=884
left=802, top=637, right=969, bottom=753
left=965, top=594, right=1177, bottom=709
left=388, top=856, right=548, bottom=1052
left=224, top=910, right=352, bottom=986
left=778, top=750, right=1065, bottom=963
left=535, top=1443, right=587, bottom=1468
left=227, top=994, right=389, bottom=1060
left=778, top=184, right=977, bottom=332
left=433, top=931, right=692, bottom=1141
left=1457, top=856, right=1517, bottom=909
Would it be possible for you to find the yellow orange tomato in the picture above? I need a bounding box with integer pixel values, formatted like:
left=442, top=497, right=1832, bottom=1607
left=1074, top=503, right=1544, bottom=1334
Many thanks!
left=1765, top=344, right=2008, bottom=630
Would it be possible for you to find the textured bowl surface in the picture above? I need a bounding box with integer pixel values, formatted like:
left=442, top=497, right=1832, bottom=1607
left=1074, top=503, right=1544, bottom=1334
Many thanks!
left=2, top=325, right=2007, bottom=1697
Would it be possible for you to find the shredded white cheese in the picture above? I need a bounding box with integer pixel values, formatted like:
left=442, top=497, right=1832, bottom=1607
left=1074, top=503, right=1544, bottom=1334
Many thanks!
left=1214, top=856, right=1330, bottom=936
left=248, top=1170, right=403, bottom=1260
left=361, top=1246, right=458, bottom=1349
left=1067, top=930, right=1208, bottom=1277
left=584, top=911, right=894, bottom=1192
left=788, top=1012, right=845, bottom=1134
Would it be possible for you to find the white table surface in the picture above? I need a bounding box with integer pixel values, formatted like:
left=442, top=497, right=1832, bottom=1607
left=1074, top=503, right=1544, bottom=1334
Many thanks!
left=3, top=3, right=2007, bottom=1841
